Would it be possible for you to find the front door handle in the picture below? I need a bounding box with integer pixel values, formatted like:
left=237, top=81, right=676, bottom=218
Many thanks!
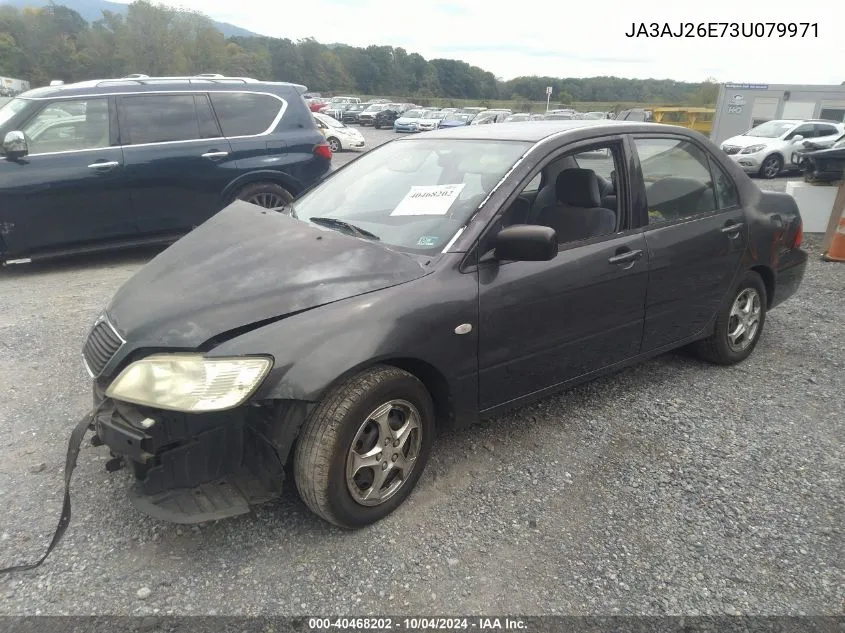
left=88, top=160, right=119, bottom=170
left=201, top=151, right=229, bottom=160
left=721, top=222, right=744, bottom=236
left=608, top=249, right=643, bottom=266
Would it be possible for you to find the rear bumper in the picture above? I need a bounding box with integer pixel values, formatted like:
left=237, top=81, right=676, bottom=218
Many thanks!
left=772, top=248, right=808, bottom=309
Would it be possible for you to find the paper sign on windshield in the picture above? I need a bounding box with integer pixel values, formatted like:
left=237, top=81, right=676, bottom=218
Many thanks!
left=390, top=184, right=466, bottom=216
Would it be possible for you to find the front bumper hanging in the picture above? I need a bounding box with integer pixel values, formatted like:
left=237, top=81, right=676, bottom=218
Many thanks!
left=92, top=386, right=283, bottom=524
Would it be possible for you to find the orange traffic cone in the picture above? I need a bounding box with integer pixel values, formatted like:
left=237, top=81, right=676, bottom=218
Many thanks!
left=823, top=216, right=845, bottom=262
left=822, top=181, right=845, bottom=262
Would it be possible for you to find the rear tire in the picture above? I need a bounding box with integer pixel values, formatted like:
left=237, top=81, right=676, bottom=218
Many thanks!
left=694, top=271, right=767, bottom=365
left=235, top=182, right=293, bottom=210
left=293, top=365, right=435, bottom=529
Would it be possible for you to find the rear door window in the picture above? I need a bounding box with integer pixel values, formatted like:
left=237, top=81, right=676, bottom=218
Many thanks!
left=209, top=92, right=283, bottom=137
left=119, top=95, right=203, bottom=145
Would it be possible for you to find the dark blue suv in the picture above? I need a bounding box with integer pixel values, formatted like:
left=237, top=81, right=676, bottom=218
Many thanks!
left=0, top=76, right=332, bottom=264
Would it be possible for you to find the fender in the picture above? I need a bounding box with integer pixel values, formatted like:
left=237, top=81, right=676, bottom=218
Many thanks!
left=222, top=169, right=307, bottom=202
left=204, top=262, right=480, bottom=428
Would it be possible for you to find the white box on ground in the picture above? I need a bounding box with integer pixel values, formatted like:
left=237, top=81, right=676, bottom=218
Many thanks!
left=784, top=181, right=839, bottom=233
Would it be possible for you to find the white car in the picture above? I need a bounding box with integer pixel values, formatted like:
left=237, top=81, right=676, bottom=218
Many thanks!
left=415, top=110, right=445, bottom=132
left=720, top=119, right=845, bottom=179
left=313, top=112, right=365, bottom=152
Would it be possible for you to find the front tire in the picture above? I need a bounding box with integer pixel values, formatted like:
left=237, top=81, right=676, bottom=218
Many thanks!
left=293, top=365, right=435, bottom=528
left=759, top=154, right=783, bottom=179
left=326, top=136, right=341, bottom=153
left=694, top=271, right=767, bottom=365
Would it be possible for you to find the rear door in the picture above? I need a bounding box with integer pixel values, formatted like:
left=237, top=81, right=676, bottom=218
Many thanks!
left=118, top=93, right=235, bottom=236
left=631, top=135, right=747, bottom=351
left=0, top=96, right=133, bottom=257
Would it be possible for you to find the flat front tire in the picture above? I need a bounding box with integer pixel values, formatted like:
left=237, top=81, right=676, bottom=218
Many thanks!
left=694, top=271, right=767, bottom=365
left=293, top=365, right=435, bottom=528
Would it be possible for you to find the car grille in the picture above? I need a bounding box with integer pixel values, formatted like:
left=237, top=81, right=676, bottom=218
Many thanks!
left=82, top=316, right=125, bottom=377
left=722, top=145, right=741, bottom=155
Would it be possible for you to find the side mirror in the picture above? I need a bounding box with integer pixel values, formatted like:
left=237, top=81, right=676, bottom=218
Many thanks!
left=494, top=225, right=557, bottom=262
left=3, top=131, right=28, bottom=159
left=792, top=134, right=804, bottom=142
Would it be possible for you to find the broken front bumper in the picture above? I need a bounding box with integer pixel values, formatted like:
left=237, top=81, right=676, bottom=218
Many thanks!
left=91, top=384, right=285, bottom=524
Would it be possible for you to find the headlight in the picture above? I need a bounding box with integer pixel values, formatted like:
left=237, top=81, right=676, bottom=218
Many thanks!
left=740, top=144, right=767, bottom=154
left=105, top=354, right=272, bottom=412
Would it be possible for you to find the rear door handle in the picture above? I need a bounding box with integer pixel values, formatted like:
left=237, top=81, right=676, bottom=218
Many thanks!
left=201, top=151, right=229, bottom=160
left=721, top=222, right=744, bottom=236
left=608, top=249, right=643, bottom=265
left=88, top=161, right=119, bottom=170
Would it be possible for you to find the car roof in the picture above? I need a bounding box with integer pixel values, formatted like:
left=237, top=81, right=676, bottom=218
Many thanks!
left=417, top=119, right=699, bottom=142
left=20, top=76, right=308, bottom=99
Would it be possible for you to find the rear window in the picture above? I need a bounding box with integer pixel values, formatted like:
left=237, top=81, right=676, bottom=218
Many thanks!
left=210, top=92, right=284, bottom=137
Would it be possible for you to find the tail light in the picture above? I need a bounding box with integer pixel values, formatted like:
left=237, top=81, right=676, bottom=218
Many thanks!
left=793, top=219, right=803, bottom=248
left=313, top=143, right=332, bottom=161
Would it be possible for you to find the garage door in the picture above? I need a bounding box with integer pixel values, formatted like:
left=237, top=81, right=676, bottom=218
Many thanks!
left=782, top=101, right=817, bottom=119
left=751, top=97, right=779, bottom=126
left=820, top=101, right=845, bottom=123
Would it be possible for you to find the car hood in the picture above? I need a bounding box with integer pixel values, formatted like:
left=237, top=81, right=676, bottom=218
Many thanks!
left=722, top=135, right=779, bottom=148
left=106, top=201, right=431, bottom=348
left=803, top=145, right=845, bottom=159
left=395, top=117, right=421, bottom=124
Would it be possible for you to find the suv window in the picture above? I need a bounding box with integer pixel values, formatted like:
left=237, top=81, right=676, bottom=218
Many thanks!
left=814, top=124, right=840, bottom=137
left=120, top=95, right=206, bottom=145
left=785, top=124, right=815, bottom=140
left=210, top=92, right=283, bottom=137
left=633, top=137, right=717, bottom=224
left=22, top=98, right=110, bottom=154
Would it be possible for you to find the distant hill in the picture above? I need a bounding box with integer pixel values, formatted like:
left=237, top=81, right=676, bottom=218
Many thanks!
left=0, top=0, right=259, bottom=38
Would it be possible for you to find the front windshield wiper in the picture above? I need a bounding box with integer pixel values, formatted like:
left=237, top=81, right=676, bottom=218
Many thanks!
left=308, top=217, right=380, bottom=240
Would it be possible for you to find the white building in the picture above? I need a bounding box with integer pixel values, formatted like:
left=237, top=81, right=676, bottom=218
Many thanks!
left=711, top=82, right=845, bottom=144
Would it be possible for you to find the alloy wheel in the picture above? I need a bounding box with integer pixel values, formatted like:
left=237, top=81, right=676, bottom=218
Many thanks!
left=727, top=288, right=762, bottom=352
left=345, top=399, right=422, bottom=506
left=762, top=156, right=781, bottom=178
left=245, top=192, right=285, bottom=209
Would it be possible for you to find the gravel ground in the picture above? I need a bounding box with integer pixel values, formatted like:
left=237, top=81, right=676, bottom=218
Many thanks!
left=0, top=125, right=841, bottom=616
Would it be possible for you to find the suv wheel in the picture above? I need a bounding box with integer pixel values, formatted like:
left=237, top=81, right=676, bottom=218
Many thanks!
left=759, top=154, right=783, bottom=179
left=293, top=365, right=435, bottom=528
left=235, top=182, right=293, bottom=210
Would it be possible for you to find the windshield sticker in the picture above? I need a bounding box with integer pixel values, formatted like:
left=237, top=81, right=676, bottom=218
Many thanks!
left=417, top=235, right=440, bottom=247
left=391, top=184, right=466, bottom=216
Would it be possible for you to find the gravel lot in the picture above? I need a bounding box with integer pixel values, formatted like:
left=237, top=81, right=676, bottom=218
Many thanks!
left=0, top=124, right=841, bottom=616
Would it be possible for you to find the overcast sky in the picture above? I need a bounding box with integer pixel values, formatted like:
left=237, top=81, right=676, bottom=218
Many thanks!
left=114, top=0, right=841, bottom=84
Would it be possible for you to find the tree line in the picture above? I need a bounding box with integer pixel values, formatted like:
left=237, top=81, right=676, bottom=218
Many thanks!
left=0, top=1, right=718, bottom=105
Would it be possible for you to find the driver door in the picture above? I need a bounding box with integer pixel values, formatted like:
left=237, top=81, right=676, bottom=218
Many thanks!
left=0, top=96, right=133, bottom=258
left=476, top=138, right=649, bottom=411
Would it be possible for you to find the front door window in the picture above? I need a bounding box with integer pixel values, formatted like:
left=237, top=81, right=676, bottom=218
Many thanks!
left=21, top=98, right=110, bottom=155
